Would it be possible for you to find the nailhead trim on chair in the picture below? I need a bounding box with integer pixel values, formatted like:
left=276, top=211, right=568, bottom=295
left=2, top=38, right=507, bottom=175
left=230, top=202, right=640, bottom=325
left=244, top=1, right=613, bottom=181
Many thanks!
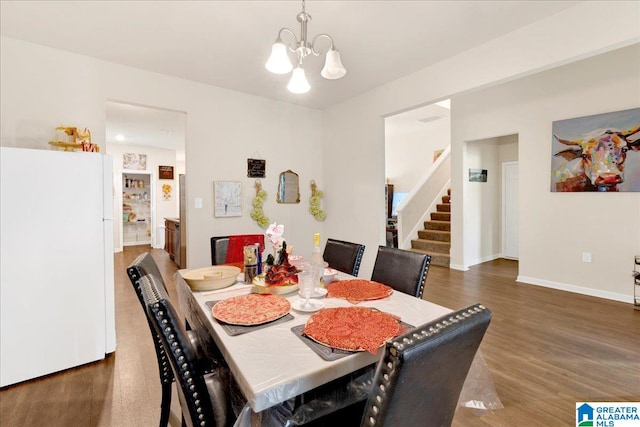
left=140, top=275, right=219, bottom=427
left=126, top=253, right=175, bottom=427
left=364, top=304, right=488, bottom=426
left=352, top=245, right=365, bottom=277
left=415, top=255, right=431, bottom=299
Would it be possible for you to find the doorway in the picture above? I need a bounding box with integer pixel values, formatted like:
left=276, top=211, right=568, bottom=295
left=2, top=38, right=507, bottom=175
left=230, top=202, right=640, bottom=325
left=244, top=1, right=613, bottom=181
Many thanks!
left=464, top=134, right=518, bottom=267
left=120, top=171, right=155, bottom=248
left=105, top=101, right=186, bottom=253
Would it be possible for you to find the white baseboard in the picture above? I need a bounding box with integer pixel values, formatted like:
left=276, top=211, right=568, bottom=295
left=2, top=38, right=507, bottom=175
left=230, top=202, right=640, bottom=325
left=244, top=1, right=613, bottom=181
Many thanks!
left=449, top=264, right=469, bottom=271
left=517, top=275, right=632, bottom=304
left=466, top=253, right=502, bottom=269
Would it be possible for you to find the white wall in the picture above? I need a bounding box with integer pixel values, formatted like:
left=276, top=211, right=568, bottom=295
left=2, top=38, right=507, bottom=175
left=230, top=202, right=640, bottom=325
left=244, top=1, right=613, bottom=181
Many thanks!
left=321, top=1, right=639, bottom=292
left=106, top=143, right=179, bottom=251
left=385, top=116, right=450, bottom=193
left=0, top=36, right=324, bottom=269
left=2, top=1, right=638, bottom=300
left=453, top=44, right=640, bottom=301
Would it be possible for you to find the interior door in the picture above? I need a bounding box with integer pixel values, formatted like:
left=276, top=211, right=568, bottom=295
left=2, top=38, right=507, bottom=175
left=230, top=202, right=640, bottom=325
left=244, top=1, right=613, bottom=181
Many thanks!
left=502, top=162, right=519, bottom=259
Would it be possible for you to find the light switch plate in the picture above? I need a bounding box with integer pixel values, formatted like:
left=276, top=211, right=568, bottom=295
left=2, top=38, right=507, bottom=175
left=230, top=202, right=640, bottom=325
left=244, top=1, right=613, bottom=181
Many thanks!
left=195, top=197, right=203, bottom=209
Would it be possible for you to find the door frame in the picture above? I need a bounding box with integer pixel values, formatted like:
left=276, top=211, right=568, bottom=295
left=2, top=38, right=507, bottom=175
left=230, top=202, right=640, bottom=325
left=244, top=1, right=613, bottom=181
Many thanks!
left=501, top=161, right=518, bottom=259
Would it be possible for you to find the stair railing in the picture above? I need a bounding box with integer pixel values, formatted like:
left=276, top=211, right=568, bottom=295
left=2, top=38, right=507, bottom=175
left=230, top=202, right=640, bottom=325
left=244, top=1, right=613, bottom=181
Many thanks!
left=396, top=145, right=451, bottom=249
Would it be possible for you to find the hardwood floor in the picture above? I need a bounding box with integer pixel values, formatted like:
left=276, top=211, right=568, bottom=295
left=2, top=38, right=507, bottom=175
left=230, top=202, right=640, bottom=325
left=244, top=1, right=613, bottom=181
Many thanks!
left=1, top=249, right=638, bottom=426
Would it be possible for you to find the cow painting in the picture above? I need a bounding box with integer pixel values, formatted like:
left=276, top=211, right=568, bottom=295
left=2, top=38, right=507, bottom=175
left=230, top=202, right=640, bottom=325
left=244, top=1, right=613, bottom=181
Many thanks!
left=551, top=109, right=640, bottom=192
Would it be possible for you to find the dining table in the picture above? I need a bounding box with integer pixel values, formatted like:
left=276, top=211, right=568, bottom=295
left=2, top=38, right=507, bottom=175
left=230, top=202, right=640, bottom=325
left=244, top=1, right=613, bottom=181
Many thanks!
left=175, top=269, right=502, bottom=426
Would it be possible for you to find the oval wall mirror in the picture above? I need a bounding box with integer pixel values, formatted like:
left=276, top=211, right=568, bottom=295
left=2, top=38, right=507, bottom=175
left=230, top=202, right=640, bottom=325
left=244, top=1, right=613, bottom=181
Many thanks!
left=276, top=170, right=300, bottom=204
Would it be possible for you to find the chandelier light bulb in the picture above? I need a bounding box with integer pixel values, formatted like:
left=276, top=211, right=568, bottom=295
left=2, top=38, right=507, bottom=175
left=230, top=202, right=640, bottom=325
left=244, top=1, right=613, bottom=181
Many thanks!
left=321, top=49, right=347, bottom=80
left=265, top=41, right=293, bottom=74
left=287, top=67, right=311, bottom=94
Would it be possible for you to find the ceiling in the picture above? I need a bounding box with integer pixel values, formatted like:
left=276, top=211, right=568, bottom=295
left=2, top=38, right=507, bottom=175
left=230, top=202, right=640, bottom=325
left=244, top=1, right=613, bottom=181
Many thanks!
left=1, top=1, right=581, bottom=111
left=1, top=1, right=582, bottom=155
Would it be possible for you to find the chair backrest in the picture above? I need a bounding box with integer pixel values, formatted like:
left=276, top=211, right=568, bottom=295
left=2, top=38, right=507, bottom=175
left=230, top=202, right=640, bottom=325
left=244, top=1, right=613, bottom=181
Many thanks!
left=139, top=274, right=230, bottom=427
left=370, top=246, right=431, bottom=298
left=125, top=253, right=173, bottom=386
left=211, top=234, right=265, bottom=265
left=361, top=304, right=492, bottom=427
left=323, top=238, right=366, bottom=277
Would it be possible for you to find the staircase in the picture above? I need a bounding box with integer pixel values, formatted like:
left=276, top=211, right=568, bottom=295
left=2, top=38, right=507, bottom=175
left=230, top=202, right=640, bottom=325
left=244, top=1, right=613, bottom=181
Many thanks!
left=410, top=189, right=451, bottom=267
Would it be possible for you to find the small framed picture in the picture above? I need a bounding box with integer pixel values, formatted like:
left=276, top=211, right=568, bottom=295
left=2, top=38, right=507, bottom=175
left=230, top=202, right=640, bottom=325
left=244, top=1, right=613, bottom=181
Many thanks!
left=469, top=169, right=488, bottom=182
left=159, top=165, right=174, bottom=180
left=214, top=181, right=242, bottom=217
left=247, top=158, right=266, bottom=178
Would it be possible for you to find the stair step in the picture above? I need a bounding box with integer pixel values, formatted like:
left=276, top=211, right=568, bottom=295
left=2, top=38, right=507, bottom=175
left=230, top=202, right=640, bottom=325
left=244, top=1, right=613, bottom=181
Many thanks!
left=409, top=248, right=450, bottom=267
left=411, top=189, right=452, bottom=268
left=418, top=229, right=450, bottom=242
left=424, top=220, right=451, bottom=231
left=430, top=212, right=450, bottom=222
left=436, top=203, right=450, bottom=213
left=411, top=239, right=450, bottom=253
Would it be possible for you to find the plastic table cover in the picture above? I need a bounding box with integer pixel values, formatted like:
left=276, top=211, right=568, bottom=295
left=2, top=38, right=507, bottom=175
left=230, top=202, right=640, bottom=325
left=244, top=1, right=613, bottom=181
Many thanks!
left=176, top=271, right=502, bottom=426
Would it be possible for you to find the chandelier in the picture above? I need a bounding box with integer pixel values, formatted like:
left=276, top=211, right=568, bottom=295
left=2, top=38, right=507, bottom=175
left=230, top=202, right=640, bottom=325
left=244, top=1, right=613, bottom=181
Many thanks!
left=265, top=0, right=347, bottom=94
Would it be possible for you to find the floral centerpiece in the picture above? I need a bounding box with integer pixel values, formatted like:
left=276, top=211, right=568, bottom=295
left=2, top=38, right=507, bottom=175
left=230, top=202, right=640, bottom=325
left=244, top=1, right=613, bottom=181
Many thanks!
left=253, top=222, right=298, bottom=289
left=265, top=222, right=285, bottom=266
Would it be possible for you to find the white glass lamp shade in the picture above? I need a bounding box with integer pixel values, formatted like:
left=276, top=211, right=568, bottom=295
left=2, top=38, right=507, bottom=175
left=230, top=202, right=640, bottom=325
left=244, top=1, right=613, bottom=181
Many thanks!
left=321, top=49, right=347, bottom=79
left=265, top=41, right=293, bottom=74
left=287, top=67, right=310, bottom=94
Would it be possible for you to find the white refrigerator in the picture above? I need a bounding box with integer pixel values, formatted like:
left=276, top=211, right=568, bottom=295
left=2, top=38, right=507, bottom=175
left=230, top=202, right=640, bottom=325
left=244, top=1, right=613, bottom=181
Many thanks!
left=0, top=147, right=116, bottom=387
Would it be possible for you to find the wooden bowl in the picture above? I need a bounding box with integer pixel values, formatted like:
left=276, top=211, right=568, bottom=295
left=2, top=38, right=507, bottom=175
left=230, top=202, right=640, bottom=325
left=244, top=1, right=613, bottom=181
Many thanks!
left=181, top=265, right=241, bottom=291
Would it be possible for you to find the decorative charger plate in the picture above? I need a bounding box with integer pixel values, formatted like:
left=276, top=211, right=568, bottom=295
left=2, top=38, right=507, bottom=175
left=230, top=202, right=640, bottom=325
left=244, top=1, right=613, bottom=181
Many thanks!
left=252, top=274, right=299, bottom=294
left=212, top=293, right=291, bottom=326
left=302, top=306, right=405, bottom=354
left=326, top=279, right=393, bottom=304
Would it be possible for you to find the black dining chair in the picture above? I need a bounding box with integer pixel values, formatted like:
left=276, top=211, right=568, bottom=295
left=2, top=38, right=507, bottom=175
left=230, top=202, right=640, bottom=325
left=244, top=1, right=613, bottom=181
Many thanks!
left=139, top=274, right=234, bottom=427
left=303, top=303, right=492, bottom=427
left=323, top=238, right=366, bottom=277
left=126, top=252, right=175, bottom=427
left=210, top=234, right=264, bottom=266
left=370, top=246, right=431, bottom=298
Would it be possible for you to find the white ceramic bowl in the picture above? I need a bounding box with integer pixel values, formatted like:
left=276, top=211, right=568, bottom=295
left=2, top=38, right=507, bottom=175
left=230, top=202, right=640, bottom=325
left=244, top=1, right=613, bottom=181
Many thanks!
left=323, top=267, right=338, bottom=284
left=181, top=265, right=241, bottom=291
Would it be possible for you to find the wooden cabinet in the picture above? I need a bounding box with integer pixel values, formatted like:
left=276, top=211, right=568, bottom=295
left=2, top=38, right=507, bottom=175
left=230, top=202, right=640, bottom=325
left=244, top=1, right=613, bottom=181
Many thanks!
left=165, top=219, right=180, bottom=265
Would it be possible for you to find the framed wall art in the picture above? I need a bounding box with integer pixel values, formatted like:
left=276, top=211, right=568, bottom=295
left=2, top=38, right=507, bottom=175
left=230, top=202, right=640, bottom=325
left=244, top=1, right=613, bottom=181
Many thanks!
left=469, top=169, right=488, bottom=182
left=123, top=153, right=147, bottom=170
left=214, top=181, right=242, bottom=217
left=247, top=158, right=266, bottom=178
left=551, top=107, right=640, bottom=192
left=159, top=165, right=174, bottom=180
